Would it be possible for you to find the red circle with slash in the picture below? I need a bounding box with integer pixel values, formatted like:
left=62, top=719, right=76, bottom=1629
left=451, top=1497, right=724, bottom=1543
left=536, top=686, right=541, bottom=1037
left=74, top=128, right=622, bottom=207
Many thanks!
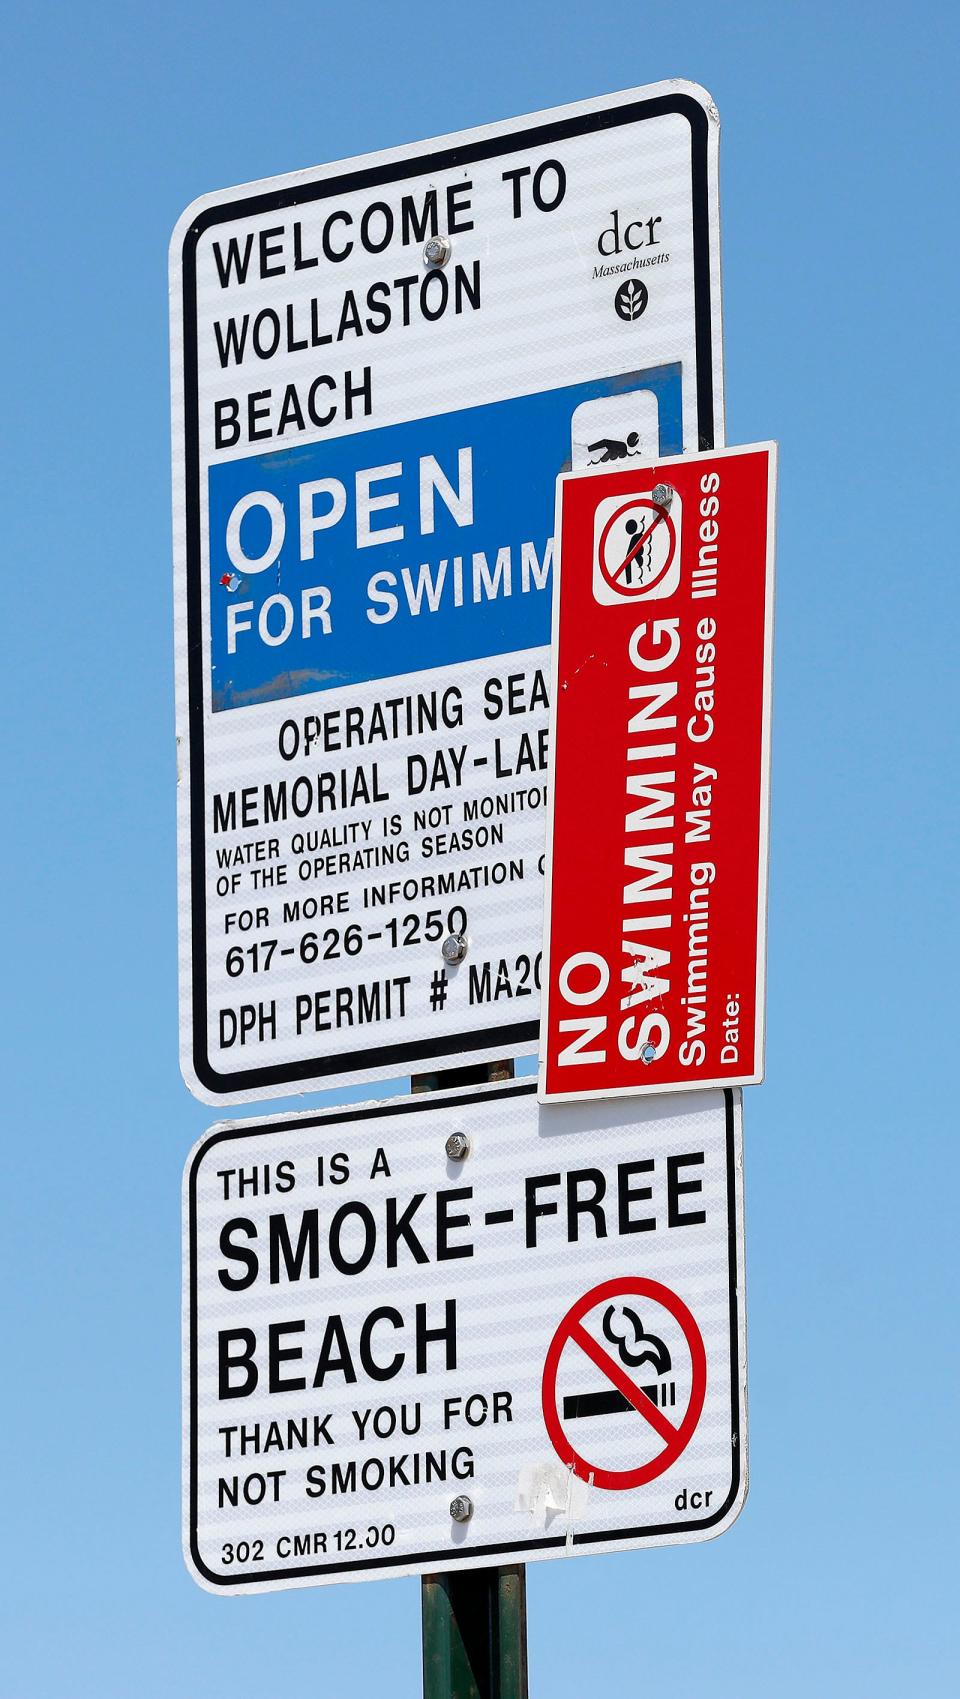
left=542, top=1276, right=706, bottom=1489
left=597, top=497, right=677, bottom=597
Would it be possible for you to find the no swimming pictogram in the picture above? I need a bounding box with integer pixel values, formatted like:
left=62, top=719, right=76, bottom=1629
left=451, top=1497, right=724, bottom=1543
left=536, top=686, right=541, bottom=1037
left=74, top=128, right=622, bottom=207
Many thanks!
left=541, top=1276, right=706, bottom=1490
left=596, top=495, right=677, bottom=597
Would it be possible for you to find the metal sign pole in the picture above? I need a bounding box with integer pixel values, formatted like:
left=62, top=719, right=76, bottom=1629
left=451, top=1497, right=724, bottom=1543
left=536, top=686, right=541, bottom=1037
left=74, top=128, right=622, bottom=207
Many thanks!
left=413, top=1062, right=528, bottom=1699
left=422, top=1564, right=528, bottom=1699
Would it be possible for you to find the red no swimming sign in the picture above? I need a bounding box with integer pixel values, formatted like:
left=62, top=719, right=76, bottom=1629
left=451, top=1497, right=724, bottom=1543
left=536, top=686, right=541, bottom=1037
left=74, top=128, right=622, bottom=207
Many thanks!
left=540, top=444, right=776, bottom=1102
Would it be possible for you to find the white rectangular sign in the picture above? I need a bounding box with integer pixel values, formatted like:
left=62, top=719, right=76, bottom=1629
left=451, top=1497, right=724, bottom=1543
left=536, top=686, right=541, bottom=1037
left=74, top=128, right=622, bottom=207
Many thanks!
left=171, top=83, right=723, bottom=1102
left=183, top=1082, right=746, bottom=1591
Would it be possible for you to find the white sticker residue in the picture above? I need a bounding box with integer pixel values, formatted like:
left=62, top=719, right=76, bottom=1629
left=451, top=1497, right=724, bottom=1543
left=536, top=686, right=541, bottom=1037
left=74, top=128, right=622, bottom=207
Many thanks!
left=516, top=1461, right=590, bottom=1530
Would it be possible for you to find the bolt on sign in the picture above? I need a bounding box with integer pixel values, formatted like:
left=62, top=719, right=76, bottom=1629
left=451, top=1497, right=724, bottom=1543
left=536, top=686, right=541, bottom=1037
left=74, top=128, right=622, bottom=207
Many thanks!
left=170, top=81, right=724, bottom=1102
left=183, top=1082, right=745, bottom=1591
left=539, top=444, right=776, bottom=1102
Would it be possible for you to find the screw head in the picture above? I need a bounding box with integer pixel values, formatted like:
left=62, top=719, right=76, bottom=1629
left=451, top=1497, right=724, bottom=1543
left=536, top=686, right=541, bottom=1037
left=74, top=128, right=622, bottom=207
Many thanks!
left=449, top=1494, right=473, bottom=1523
left=651, top=482, right=674, bottom=510
left=640, top=1041, right=657, bottom=1065
left=445, top=1131, right=470, bottom=1161
left=441, top=933, right=467, bottom=964
left=423, top=234, right=451, bottom=268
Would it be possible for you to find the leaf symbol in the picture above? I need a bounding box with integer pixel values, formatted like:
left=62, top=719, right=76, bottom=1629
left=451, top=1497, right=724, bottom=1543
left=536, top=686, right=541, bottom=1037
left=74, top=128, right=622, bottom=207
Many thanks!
left=615, top=279, right=648, bottom=321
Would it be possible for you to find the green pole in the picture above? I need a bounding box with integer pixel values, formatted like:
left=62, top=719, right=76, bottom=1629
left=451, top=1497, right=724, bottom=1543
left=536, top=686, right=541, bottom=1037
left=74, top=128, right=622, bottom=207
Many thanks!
left=421, top=1565, right=528, bottom=1699
left=413, top=1061, right=528, bottom=1699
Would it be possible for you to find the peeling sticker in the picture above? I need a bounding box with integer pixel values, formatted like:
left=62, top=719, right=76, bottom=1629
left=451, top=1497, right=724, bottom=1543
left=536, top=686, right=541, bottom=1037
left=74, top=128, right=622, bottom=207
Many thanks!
left=516, top=1460, right=589, bottom=1529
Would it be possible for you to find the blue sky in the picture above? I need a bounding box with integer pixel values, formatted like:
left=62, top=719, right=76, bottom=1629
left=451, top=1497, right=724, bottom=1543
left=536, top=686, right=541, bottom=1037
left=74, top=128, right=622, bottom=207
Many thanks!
left=3, top=2, right=958, bottom=1694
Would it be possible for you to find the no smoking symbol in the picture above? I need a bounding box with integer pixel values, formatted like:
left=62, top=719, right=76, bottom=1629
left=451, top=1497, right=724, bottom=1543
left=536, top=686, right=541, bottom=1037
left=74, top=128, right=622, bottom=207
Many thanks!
left=542, top=1277, right=706, bottom=1490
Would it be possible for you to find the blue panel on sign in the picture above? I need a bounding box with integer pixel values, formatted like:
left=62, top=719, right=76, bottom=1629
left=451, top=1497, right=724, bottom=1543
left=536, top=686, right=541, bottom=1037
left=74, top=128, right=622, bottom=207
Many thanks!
left=208, top=365, right=682, bottom=710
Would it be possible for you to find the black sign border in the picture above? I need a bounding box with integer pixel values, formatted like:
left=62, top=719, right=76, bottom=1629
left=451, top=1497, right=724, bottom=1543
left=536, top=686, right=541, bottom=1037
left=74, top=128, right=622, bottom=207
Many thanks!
left=186, top=1083, right=742, bottom=1588
left=179, top=92, right=718, bottom=1095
